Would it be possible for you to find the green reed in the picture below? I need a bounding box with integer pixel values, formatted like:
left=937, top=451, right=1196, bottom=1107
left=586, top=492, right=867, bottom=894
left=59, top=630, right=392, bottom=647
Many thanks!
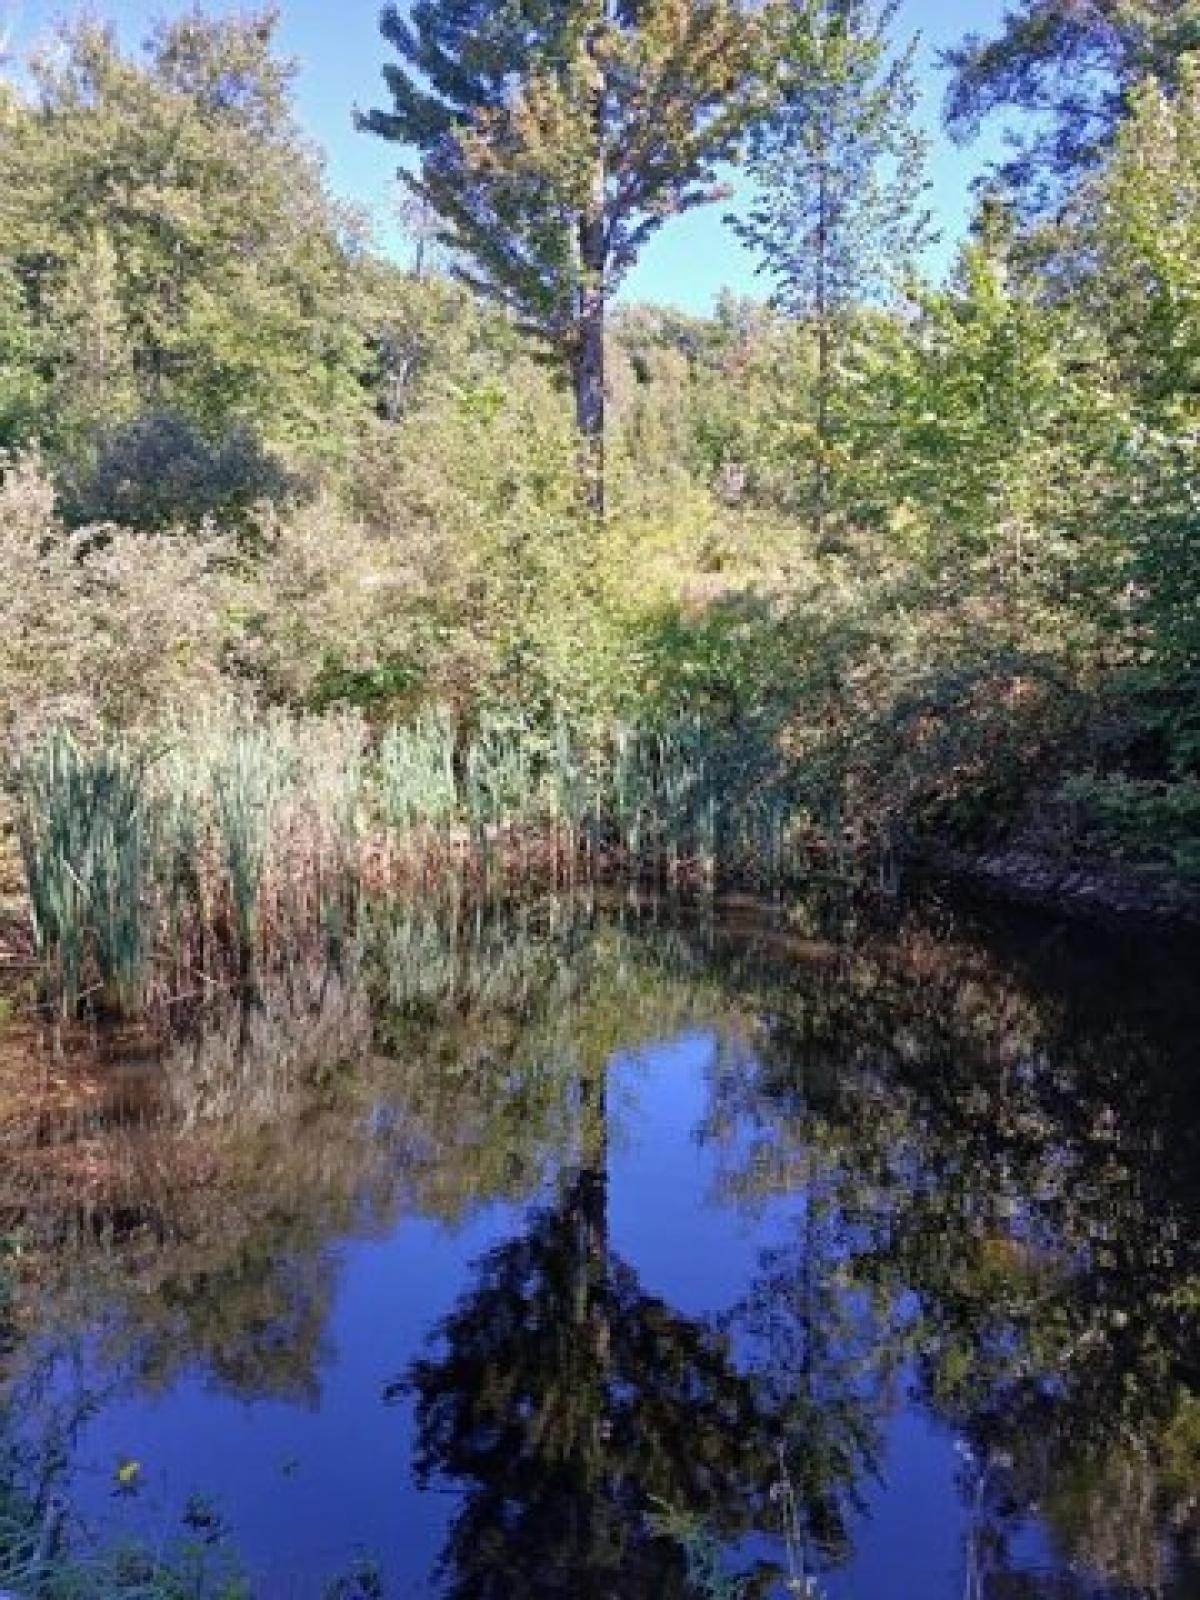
left=377, top=709, right=458, bottom=833
left=8, top=707, right=869, bottom=1019
left=211, top=722, right=286, bottom=964
left=7, top=713, right=368, bottom=1017
left=11, top=727, right=154, bottom=1016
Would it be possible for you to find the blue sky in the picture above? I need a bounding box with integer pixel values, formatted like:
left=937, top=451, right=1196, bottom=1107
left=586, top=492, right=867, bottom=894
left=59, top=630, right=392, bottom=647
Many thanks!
left=8, top=0, right=1016, bottom=310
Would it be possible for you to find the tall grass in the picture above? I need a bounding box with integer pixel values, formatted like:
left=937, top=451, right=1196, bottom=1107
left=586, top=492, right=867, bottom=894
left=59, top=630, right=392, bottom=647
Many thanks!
left=11, top=729, right=153, bottom=1016
left=212, top=722, right=283, bottom=964
left=7, top=708, right=869, bottom=1019
left=373, top=710, right=834, bottom=893
left=8, top=713, right=368, bottom=1019
left=377, top=707, right=458, bottom=832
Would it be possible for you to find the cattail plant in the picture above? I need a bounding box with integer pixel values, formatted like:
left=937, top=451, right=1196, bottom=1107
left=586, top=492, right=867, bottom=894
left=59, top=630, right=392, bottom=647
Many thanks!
left=377, top=709, right=458, bottom=833
left=7, top=703, right=880, bottom=1021
left=10, top=727, right=154, bottom=1016
left=211, top=722, right=286, bottom=967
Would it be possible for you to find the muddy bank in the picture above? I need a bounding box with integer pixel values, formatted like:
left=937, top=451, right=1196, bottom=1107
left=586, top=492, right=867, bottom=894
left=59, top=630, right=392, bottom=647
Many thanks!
left=919, top=844, right=1200, bottom=930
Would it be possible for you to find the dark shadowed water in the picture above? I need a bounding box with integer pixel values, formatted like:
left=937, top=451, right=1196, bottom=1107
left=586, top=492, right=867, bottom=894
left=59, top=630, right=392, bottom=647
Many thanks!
left=1, top=893, right=1198, bottom=1598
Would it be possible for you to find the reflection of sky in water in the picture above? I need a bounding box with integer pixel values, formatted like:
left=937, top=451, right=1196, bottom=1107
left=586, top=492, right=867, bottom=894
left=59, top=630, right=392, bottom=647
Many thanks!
left=69, top=1031, right=808, bottom=1594
left=9, top=905, right=1198, bottom=1598
left=68, top=1213, right=515, bottom=1593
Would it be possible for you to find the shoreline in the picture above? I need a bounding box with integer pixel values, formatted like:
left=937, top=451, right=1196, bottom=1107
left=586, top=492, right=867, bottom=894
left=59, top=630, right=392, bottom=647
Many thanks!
left=916, top=844, right=1200, bottom=932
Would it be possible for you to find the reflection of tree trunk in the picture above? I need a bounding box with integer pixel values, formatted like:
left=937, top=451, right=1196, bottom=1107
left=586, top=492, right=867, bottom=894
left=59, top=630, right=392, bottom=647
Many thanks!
left=575, top=1062, right=611, bottom=1364
left=795, top=1061, right=817, bottom=1590
left=572, top=1065, right=612, bottom=1583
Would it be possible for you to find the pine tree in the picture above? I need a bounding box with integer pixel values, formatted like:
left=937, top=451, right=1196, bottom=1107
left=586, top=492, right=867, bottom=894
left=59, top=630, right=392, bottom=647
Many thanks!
left=732, top=0, right=933, bottom=548
left=361, top=0, right=774, bottom=513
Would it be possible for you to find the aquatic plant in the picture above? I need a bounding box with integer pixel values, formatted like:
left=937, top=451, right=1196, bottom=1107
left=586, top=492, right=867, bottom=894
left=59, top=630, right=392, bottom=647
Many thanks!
left=371, top=708, right=845, bottom=896
left=6, top=706, right=874, bottom=1019
left=210, top=722, right=285, bottom=964
left=376, top=709, right=458, bottom=833
left=10, top=728, right=155, bottom=1016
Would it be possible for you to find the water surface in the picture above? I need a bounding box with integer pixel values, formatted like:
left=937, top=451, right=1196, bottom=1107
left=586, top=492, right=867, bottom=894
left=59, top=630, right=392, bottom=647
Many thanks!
left=2, top=895, right=1197, bottom=1597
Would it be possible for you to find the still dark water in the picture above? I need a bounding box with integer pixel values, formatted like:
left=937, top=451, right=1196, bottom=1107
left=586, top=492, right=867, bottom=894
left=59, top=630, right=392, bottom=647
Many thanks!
left=2, top=894, right=1198, bottom=1598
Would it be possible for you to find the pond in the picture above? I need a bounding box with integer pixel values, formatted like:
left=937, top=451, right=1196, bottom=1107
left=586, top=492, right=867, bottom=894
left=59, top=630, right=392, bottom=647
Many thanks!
left=1, top=892, right=1197, bottom=1597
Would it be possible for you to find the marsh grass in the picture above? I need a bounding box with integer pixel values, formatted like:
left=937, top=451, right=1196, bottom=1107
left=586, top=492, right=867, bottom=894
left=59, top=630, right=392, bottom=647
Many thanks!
left=8, top=709, right=870, bottom=1019
left=11, top=729, right=153, bottom=1017
left=8, top=713, right=368, bottom=1020
left=372, top=711, right=855, bottom=895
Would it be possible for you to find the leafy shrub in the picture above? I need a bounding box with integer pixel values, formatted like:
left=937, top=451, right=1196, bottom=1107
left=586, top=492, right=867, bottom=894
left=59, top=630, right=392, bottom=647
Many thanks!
left=0, top=453, right=239, bottom=735
left=1057, top=771, right=1200, bottom=876
left=64, top=411, right=293, bottom=534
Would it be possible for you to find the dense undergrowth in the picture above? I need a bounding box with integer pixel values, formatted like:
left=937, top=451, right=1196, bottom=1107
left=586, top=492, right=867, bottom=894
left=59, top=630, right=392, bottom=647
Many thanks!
left=1, top=10, right=1199, bottom=1014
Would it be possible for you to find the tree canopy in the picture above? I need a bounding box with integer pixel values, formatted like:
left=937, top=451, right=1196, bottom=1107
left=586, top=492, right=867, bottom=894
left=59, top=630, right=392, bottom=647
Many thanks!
left=943, top=0, right=1200, bottom=207
left=362, top=0, right=775, bottom=506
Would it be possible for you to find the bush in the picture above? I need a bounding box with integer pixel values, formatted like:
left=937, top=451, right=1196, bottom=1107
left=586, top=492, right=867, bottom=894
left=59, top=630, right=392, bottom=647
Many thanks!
left=1057, top=771, right=1200, bottom=876
left=0, top=453, right=240, bottom=736
left=64, top=411, right=293, bottom=535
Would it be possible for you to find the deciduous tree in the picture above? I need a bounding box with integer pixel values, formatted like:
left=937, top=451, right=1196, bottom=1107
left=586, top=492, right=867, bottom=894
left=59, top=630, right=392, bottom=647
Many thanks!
left=732, top=0, right=933, bottom=547
left=0, top=11, right=369, bottom=467
left=944, top=0, right=1200, bottom=210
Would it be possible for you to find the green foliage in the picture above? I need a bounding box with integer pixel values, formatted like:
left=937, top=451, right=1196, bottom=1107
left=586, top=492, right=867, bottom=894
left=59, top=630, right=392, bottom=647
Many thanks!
left=210, top=724, right=287, bottom=960
left=1, top=0, right=1199, bottom=918
left=0, top=262, right=46, bottom=448
left=363, top=0, right=771, bottom=341
left=5, top=713, right=368, bottom=1017
left=1090, top=59, right=1200, bottom=415
left=943, top=0, right=1200, bottom=208
left=363, top=0, right=777, bottom=499
left=377, top=710, right=459, bottom=831
left=0, top=451, right=244, bottom=732
left=732, top=0, right=933, bottom=543
left=736, top=0, right=933, bottom=319
left=851, top=209, right=1128, bottom=621
left=8, top=702, right=874, bottom=1017
left=1058, top=772, right=1200, bottom=877
left=0, top=12, right=372, bottom=469
left=64, top=412, right=292, bottom=534
left=11, top=727, right=153, bottom=1015
left=1085, top=63, right=1200, bottom=677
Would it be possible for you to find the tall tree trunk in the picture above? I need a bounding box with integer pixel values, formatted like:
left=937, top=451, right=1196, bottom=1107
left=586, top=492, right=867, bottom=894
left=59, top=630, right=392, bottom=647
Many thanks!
left=814, top=156, right=831, bottom=551
left=575, top=18, right=608, bottom=519
left=575, top=254, right=606, bottom=517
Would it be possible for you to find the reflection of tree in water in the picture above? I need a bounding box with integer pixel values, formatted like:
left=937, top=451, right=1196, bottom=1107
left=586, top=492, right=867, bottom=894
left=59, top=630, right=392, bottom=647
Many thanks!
left=3, top=895, right=1197, bottom=1594
left=398, top=1072, right=784, bottom=1599
left=888, top=942, right=1199, bottom=1597
left=705, top=1025, right=908, bottom=1582
left=700, top=911, right=1200, bottom=1596
left=3, top=904, right=753, bottom=1408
